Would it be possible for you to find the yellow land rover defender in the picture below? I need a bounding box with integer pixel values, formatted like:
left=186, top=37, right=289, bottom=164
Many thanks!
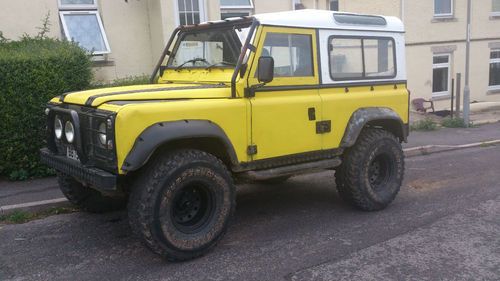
left=41, top=10, right=409, bottom=261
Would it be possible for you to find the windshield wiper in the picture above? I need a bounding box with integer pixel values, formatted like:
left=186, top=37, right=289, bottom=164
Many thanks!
left=205, top=61, right=236, bottom=70
left=175, top=58, right=209, bottom=71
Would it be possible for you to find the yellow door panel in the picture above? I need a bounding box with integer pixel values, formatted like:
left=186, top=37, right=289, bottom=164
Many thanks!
left=249, top=27, right=321, bottom=160
left=250, top=90, right=322, bottom=159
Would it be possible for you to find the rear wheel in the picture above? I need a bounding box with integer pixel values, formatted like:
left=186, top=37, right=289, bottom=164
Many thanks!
left=128, top=149, right=235, bottom=261
left=57, top=173, right=127, bottom=213
left=335, top=128, right=404, bottom=211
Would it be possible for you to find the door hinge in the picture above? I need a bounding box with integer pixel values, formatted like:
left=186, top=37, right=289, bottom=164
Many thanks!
left=247, top=145, right=258, bottom=155
left=316, top=120, right=331, bottom=134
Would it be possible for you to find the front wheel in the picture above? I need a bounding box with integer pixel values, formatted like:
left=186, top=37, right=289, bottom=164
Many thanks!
left=128, top=149, right=235, bottom=261
left=335, top=128, right=404, bottom=211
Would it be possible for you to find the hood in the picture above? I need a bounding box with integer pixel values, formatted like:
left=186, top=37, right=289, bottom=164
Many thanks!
left=59, top=83, right=230, bottom=107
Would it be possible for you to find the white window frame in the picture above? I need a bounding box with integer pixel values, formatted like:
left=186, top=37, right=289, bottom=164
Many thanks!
left=489, top=49, right=500, bottom=89
left=174, top=0, right=207, bottom=26
left=220, top=0, right=254, bottom=9
left=59, top=10, right=111, bottom=55
left=432, top=53, right=452, bottom=97
left=58, top=0, right=98, bottom=10
left=434, top=0, right=453, bottom=18
left=492, top=0, right=500, bottom=16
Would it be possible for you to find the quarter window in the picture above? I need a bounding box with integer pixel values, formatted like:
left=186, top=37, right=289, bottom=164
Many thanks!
left=432, top=54, right=451, bottom=96
left=58, top=0, right=111, bottom=54
left=434, top=0, right=453, bottom=17
left=489, top=49, right=500, bottom=88
left=262, top=33, right=313, bottom=77
left=328, top=37, right=395, bottom=80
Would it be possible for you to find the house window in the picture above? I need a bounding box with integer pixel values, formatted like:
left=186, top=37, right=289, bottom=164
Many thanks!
left=220, top=0, right=253, bottom=20
left=490, top=49, right=500, bottom=88
left=220, top=0, right=253, bottom=9
left=221, top=12, right=250, bottom=19
left=262, top=33, right=313, bottom=77
left=330, top=0, right=339, bottom=11
left=432, top=54, right=451, bottom=96
left=177, top=0, right=205, bottom=25
left=493, top=0, right=500, bottom=16
left=434, top=0, right=453, bottom=17
left=328, top=36, right=396, bottom=80
left=58, top=0, right=111, bottom=54
left=59, top=0, right=97, bottom=9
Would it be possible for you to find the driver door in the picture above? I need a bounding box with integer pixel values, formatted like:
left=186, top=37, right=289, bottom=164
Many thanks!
left=247, top=27, right=321, bottom=161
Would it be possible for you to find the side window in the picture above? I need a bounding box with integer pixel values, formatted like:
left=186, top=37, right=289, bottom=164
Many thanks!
left=329, top=37, right=396, bottom=80
left=330, top=38, right=363, bottom=79
left=262, top=33, right=313, bottom=77
left=364, top=39, right=395, bottom=77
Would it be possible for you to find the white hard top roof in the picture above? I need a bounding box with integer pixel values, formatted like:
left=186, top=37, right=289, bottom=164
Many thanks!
left=252, top=9, right=404, bottom=33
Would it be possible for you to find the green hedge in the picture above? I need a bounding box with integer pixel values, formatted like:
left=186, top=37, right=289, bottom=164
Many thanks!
left=0, top=38, right=92, bottom=180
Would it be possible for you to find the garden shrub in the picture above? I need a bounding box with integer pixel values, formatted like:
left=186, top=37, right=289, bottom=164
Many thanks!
left=90, top=75, right=150, bottom=89
left=0, top=37, right=92, bottom=180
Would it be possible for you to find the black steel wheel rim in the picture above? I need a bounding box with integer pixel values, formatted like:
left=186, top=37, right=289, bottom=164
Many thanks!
left=171, top=182, right=214, bottom=234
left=368, top=153, right=393, bottom=191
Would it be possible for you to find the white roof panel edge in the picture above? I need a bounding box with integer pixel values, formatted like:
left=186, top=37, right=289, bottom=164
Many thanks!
left=252, top=9, right=404, bottom=33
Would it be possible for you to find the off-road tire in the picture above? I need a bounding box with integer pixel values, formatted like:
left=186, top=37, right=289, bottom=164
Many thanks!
left=57, top=173, right=127, bottom=213
left=335, top=128, right=404, bottom=211
left=128, top=149, right=236, bottom=261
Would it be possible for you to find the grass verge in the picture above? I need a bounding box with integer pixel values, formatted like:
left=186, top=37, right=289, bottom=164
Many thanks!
left=410, top=118, right=438, bottom=131
left=0, top=207, right=78, bottom=224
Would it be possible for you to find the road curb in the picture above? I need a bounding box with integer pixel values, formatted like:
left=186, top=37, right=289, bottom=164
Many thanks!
left=404, top=139, right=500, bottom=158
left=473, top=119, right=500, bottom=126
left=0, top=198, right=70, bottom=216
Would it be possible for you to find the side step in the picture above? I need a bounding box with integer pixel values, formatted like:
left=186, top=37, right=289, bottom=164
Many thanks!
left=238, top=158, right=342, bottom=181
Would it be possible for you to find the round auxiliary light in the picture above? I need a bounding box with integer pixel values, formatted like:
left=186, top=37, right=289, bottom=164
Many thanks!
left=98, top=122, right=107, bottom=145
left=54, top=116, right=63, bottom=140
left=65, top=121, right=75, bottom=143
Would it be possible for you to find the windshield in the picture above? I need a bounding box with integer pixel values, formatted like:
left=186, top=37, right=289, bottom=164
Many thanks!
left=167, top=27, right=249, bottom=69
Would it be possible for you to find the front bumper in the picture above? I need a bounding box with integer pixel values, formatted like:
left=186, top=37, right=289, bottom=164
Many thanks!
left=40, top=148, right=117, bottom=191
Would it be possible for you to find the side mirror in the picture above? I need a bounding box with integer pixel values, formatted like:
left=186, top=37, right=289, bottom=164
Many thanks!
left=257, top=56, right=274, bottom=84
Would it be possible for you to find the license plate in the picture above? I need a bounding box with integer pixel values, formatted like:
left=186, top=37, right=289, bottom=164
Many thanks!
left=66, top=147, right=80, bottom=161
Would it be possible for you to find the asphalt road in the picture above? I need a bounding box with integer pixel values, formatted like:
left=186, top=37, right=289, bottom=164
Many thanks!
left=1, top=146, right=500, bottom=281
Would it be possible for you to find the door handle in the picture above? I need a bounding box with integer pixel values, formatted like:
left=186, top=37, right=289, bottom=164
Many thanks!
left=308, top=107, right=316, bottom=121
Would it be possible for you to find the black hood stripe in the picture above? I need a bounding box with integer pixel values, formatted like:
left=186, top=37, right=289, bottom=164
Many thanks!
left=85, top=84, right=227, bottom=106
left=59, top=84, right=227, bottom=106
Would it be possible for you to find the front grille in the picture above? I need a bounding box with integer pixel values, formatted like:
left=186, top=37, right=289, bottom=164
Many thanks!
left=47, top=103, right=117, bottom=173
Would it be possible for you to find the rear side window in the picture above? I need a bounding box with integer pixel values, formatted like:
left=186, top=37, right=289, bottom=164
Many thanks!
left=262, top=33, right=313, bottom=77
left=329, top=36, right=396, bottom=80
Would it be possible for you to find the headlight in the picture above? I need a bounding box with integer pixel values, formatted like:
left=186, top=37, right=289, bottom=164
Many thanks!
left=98, top=122, right=107, bottom=145
left=54, top=116, right=63, bottom=140
left=65, top=121, right=75, bottom=143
